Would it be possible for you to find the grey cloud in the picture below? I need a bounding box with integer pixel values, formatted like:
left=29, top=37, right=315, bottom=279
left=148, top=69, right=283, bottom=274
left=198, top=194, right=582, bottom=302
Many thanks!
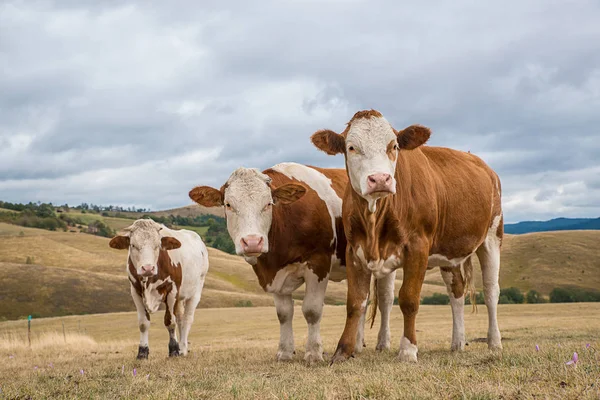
left=1, top=0, right=599, bottom=223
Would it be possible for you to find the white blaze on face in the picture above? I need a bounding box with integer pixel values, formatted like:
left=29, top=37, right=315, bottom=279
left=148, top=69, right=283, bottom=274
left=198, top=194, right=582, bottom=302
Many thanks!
left=127, top=220, right=163, bottom=276
left=345, top=117, right=398, bottom=212
left=223, top=168, right=274, bottom=256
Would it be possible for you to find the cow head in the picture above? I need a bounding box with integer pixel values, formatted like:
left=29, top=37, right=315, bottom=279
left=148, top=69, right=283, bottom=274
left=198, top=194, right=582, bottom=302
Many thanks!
left=189, top=168, right=306, bottom=262
left=311, top=109, right=430, bottom=212
left=109, top=219, right=181, bottom=277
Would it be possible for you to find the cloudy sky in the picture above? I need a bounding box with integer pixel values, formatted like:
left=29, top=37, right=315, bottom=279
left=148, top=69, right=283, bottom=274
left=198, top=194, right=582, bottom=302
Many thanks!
left=1, top=1, right=599, bottom=222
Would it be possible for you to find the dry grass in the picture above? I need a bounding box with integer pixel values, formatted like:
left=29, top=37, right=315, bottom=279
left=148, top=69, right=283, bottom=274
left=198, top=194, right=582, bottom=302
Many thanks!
left=0, top=304, right=598, bottom=399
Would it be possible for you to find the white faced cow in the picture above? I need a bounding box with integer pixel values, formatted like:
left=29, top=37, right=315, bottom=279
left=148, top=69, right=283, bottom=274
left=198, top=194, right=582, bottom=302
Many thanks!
left=109, top=219, right=209, bottom=359
left=312, top=110, right=503, bottom=364
left=189, top=163, right=396, bottom=363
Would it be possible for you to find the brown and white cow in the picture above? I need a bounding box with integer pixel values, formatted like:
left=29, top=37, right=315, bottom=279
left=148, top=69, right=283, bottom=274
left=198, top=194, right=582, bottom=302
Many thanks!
left=189, top=163, right=396, bottom=363
left=311, top=110, right=503, bottom=363
left=109, top=219, right=209, bottom=359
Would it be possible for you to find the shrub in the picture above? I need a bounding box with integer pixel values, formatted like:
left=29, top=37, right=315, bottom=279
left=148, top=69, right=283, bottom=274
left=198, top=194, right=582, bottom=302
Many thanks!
left=526, top=290, right=546, bottom=304
left=465, top=291, right=485, bottom=305
left=421, top=293, right=450, bottom=305
left=234, top=300, right=253, bottom=307
left=499, top=287, right=524, bottom=304
left=550, top=287, right=600, bottom=303
left=498, top=294, right=513, bottom=304
left=25, top=256, right=35, bottom=265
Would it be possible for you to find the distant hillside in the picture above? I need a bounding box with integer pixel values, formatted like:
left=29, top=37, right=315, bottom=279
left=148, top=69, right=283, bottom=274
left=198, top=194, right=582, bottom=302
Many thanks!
left=505, top=217, right=600, bottom=234
left=151, top=204, right=224, bottom=218
left=1, top=222, right=599, bottom=320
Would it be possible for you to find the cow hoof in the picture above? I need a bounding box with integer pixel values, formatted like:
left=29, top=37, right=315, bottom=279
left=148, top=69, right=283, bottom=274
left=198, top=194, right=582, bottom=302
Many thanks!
left=304, top=351, right=324, bottom=365
left=450, top=341, right=465, bottom=352
left=276, top=351, right=294, bottom=362
left=330, top=348, right=352, bottom=365
left=488, top=341, right=503, bottom=351
left=354, top=343, right=364, bottom=354
left=137, top=346, right=149, bottom=360
left=376, top=342, right=391, bottom=351
left=398, top=337, right=418, bottom=363
left=168, top=340, right=181, bottom=357
left=398, top=350, right=418, bottom=363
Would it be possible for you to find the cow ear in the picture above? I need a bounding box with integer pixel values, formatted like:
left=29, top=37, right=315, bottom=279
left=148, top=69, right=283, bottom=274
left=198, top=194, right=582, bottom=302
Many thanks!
left=161, top=236, right=181, bottom=250
left=395, top=125, right=431, bottom=150
left=109, top=235, right=130, bottom=250
left=311, top=129, right=346, bottom=155
left=189, top=186, right=223, bottom=207
left=272, top=184, right=307, bottom=205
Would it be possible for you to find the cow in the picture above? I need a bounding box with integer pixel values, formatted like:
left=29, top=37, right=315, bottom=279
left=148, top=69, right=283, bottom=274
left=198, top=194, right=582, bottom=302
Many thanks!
left=189, top=163, right=396, bottom=363
left=311, top=110, right=503, bottom=363
left=109, top=219, right=209, bottom=359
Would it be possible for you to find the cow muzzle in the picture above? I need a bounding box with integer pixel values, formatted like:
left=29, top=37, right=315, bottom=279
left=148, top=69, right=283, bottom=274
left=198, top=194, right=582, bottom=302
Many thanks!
left=140, top=264, right=156, bottom=277
left=365, top=173, right=395, bottom=195
left=240, top=235, right=265, bottom=256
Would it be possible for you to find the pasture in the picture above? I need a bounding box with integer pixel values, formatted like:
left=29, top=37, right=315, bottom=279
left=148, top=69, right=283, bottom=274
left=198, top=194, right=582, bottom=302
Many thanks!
left=0, top=304, right=598, bottom=399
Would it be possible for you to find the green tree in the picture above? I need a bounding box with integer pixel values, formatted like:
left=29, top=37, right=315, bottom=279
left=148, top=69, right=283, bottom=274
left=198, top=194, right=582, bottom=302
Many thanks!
left=499, top=287, right=524, bottom=304
left=421, top=293, right=450, bottom=305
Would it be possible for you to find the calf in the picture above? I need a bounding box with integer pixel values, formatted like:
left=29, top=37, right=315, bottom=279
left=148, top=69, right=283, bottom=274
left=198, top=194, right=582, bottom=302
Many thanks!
left=109, top=219, right=209, bottom=359
left=311, top=110, right=503, bottom=363
left=189, top=163, right=395, bottom=363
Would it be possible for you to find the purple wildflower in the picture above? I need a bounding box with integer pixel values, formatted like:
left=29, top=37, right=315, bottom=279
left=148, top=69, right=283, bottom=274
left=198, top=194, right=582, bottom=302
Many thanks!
left=535, top=344, right=540, bottom=352
left=133, top=368, right=137, bottom=377
left=80, top=369, right=84, bottom=375
left=586, top=343, right=591, bottom=349
left=34, top=366, right=38, bottom=370
left=146, top=374, right=150, bottom=380
left=566, top=352, right=579, bottom=367
left=121, top=365, right=125, bottom=375
left=8, top=355, right=14, bottom=359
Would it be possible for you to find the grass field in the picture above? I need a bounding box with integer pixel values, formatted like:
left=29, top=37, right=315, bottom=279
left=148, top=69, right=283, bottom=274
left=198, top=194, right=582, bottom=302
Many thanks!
left=0, top=303, right=598, bottom=399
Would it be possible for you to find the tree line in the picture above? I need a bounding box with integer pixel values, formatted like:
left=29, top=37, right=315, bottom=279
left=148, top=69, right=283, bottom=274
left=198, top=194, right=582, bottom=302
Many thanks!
left=418, top=286, right=600, bottom=305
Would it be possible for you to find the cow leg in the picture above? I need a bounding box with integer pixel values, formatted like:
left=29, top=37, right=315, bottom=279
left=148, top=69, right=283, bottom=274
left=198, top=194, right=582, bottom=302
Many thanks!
left=440, top=267, right=466, bottom=351
left=179, top=295, right=200, bottom=356
left=331, top=248, right=371, bottom=363
left=476, top=240, right=502, bottom=350
left=175, top=300, right=185, bottom=354
left=302, top=269, right=328, bottom=364
left=130, top=285, right=150, bottom=359
left=164, top=290, right=180, bottom=357
left=354, top=305, right=367, bottom=354
left=376, top=270, right=396, bottom=351
left=398, top=247, right=428, bottom=362
left=273, top=293, right=295, bottom=361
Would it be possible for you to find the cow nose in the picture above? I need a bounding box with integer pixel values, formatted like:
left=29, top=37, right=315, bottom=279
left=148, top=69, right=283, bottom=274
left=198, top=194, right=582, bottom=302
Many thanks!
left=141, top=264, right=155, bottom=276
left=240, top=235, right=264, bottom=255
left=367, top=173, right=393, bottom=193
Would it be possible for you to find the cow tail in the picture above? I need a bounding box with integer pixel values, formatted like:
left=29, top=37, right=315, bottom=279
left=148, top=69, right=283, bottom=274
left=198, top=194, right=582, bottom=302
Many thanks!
left=367, top=273, right=378, bottom=329
left=463, top=256, right=477, bottom=313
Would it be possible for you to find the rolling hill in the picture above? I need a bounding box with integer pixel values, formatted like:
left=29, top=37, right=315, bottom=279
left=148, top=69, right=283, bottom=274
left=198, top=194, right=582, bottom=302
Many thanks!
left=505, top=217, right=600, bottom=234
left=1, top=221, right=599, bottom=321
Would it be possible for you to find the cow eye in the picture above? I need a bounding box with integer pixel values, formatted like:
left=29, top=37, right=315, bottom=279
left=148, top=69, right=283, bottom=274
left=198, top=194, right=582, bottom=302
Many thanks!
left=263, top=202, right=273, bottom=211
left=225, top=203, right=232, bottom=209
left=348, top=146, right=355, bottom=152
left=393, top=144, right=399, bottom=151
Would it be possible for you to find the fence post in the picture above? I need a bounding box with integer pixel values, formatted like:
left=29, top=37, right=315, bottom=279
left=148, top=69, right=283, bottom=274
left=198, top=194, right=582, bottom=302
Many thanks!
left=62, top=321, right=66, bottom=344
left=27, top=315, right=32, bottom=349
